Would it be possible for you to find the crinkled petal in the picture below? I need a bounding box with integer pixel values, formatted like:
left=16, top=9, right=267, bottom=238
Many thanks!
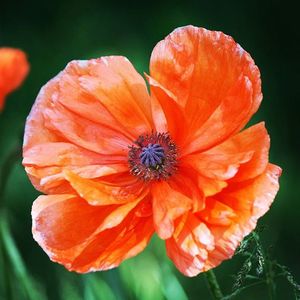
left=151, top=181, right=192, bottom=239
left=70, top=57, right=154, bottom=136
left=166, top=213, right=214, bottom=277
left=32, top=194, right=131, bottom=250
left=184, top=123, right=269, bottom=183
left=23, top=142, right=129, bottom=194
left=150, top=26, right=262, bottom=154
left=43, top=100, right=131, bottom=155
left=23, top=142, right=111, bottom=167
left=197, top=175, right=228, bottom=197
left=230, top=123, right=270, bottom=181
left=32, top=194, right=153, bottom=273
left=168, top=165, right=205, bottom=212
left=182, top=75, right=254, bottom=154
left=203, top=164, right=281, bottom=270
left=64, top=170, right=148, bottom=205
left=166, top=164, right=280, bottom=276
left=23, top=57, right=153, bottom=194
left=197, top=199, right=237, bottom=226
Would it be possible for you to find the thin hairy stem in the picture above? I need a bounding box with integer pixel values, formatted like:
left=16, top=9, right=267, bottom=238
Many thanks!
left=205, top=270, right=224, bottom=300
left=252, top=233, right=276, bottom=299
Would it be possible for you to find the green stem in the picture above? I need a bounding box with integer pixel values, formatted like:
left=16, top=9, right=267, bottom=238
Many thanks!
left=0, top=142, right=21, bottom=299
left=0, top=211, right=42, bottom=300
left=222, top=280, right=266, bottom=300
left=266, top=260, right=276, bottom=300
left=205, top=270, right=224, bottom=300
left=0, top=229, right=13, bottom=300
left=252, top=233, right=276, bottom=299
left=0, top=142, right=21, bottom=207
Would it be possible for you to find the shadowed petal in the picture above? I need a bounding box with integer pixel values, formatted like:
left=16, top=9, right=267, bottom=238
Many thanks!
left=64, top=170, right=148, bottom=205
left=151, top=181, right=192, bottom=239
left=166, top=164, right=281, bottom=276
left=197, top=175, right=228, bottom=197
left=32, top=194, right=153, bottom=272
left=146, top=75, right=187, bottom=144
left=168, top=165, right=205, bottom=212
left=166, top=213, right=214, bottom=277
left=203, top=164, right=281, bottom=270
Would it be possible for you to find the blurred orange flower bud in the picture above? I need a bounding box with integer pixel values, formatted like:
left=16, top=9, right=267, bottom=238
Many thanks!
left=0, top=47, right=29, bottom=110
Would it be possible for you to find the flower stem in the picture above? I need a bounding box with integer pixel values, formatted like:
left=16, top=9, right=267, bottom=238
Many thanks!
left=205, top=270, right=224, bottom=300
left=0, top=140, right=24, bottom=299
left=0, top=142, right=21, bottom=208
left=0, top=230, right=13, bottom=300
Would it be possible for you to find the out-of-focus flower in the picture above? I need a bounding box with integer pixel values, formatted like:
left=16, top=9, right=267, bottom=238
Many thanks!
left=23, top=26, right=281, bottom=276
left=0, top=48, right=29, bottom=111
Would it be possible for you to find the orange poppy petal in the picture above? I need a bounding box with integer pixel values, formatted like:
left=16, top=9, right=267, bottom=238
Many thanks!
left=0, top=48, right=29, bottom=110
left=186, top=150, right=253, bottom=181
left=23, top=76, right=129, bottom=194
left=230, top=123, right=270, bottom=181
left=197, top=199, right=237, bottom=226
left=25, top=79, right=127, bottom=157
left=43, top=100, right=131, bottom=155
left=169, top=165, right=205, bottom=212
left=32, top=194, right=153, bottom=272
left=64, top=170, right=148, bottom=205
left=184, top=122, right=269, bottom=183
left=151, top=181, right=192, bottom=239
left=32, top=194, right=116, bottom=250
left=204, top=163, right=281, bottom=270
left=56, top=64, right=136, bottom=141
left=150, top=26, right=262, bottom=154
left=23, top=57, right=152, bottom=194
left=146, top=75, right=186, bottom=144
left=24, top=164, right=128, bottom=195
left=166, top=213, right=214, bottom=277
left=23, top=142, right=129, bottom=194
left=23, top=142, right=113, bottom=167
left=25, top=166, right=73, bottom=194
left=68, top=57, right=153, bottom=136
left=182, top=75, right=254, bottom=154
left=23, top=78, right=64, bottom=151
left=197, top=175, right=228, bottom=197
left=70, top=215, right=153, bottom=272
left=166, top=163, right=280, bottom=276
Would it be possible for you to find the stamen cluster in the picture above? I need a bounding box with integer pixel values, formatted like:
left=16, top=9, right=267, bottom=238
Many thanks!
left=128, top=132, right=178, bottom=181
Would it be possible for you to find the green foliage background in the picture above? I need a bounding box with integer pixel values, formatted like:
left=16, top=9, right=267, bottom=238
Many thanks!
left=0, top=0, right=299, bottom=299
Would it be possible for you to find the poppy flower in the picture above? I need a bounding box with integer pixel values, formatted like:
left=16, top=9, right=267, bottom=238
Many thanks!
left=23, top=25, right=281, bottom=276
left=0, top=47, right=29, bottom=110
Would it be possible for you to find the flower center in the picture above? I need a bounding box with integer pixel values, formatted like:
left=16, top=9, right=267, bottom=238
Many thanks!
left=128, top=132, right=178, bottom=181
left=140, top=144, right=165, bottom=168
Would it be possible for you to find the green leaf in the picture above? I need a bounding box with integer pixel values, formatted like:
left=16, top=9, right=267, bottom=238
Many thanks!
left=85, top=274, right=117, bottom=300
left=0, top=211, right=46, bottom=300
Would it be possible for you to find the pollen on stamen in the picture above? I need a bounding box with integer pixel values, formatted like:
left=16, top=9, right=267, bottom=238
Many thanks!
left=128, top=132, right=178, bottom=181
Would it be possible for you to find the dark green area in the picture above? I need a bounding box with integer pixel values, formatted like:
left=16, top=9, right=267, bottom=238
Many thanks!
left=0, top=0, right=299, bottom=299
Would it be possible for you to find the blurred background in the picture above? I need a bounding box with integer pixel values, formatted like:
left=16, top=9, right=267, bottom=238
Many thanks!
left=0, top=0, right=299, bottom=299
